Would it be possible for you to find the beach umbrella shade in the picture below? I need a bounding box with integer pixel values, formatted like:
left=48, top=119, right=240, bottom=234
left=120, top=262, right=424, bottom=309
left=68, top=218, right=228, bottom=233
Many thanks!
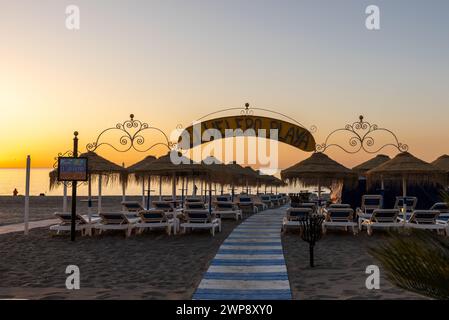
left=431, top=155, right=449, bottom=187
left=281, top=152, right=358, bottom=200
left=223, top=161, right=254, bottom=199
left=366, top=152, right=446, bottom=198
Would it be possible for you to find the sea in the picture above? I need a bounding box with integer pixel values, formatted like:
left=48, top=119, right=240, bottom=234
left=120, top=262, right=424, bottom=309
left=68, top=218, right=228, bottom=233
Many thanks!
left=0, top=168, right=296, bottom=197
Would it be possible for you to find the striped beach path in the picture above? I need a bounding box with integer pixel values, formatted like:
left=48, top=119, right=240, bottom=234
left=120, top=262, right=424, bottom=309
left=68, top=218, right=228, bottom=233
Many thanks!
left=193, top=207, right=291, bottom=300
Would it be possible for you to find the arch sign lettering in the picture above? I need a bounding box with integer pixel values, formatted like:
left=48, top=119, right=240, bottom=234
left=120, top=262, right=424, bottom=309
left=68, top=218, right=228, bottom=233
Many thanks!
left=180, top=115, right=316, bottom=152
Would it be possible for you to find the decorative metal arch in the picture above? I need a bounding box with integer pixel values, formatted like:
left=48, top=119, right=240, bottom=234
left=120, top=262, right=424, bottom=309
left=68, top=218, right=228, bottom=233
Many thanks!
left=193, top=103, right=317, bottom=134
left=86, top=114, right=174, bottom=153
left=315, top=115, right=409, bottom=154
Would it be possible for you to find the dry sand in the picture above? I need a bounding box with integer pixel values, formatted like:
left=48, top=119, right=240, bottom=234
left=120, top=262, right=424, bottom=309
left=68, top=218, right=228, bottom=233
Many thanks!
left=0, top=221, right=240, bottom=300
left=282, top=230, right=427, bottom=299
left=0, top=196, right=428, bottom=300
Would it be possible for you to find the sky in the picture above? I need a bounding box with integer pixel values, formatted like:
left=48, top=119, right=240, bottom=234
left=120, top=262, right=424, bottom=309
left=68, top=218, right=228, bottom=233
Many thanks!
left=1, top=0, right=449, bottom=171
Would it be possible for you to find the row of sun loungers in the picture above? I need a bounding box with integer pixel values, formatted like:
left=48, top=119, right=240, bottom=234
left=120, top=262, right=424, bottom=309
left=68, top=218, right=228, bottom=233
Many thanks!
left=282, top=196, right=449, bottom=236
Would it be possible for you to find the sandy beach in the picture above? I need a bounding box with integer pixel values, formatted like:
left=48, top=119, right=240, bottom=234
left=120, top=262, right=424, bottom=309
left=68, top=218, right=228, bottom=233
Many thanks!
left=0, top=196, right=427, bottom=300
left=0, top=219, right=240, bottom=299
left=282, top=231, right=426, bottom=299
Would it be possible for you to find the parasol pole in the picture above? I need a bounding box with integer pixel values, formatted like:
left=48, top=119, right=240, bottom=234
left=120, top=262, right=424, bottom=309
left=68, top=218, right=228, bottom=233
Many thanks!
left=192, top=177, right=196, bottom=196
left=98, top=174, right=102, bottom=214
left=208, top=178, right=212, bottom=214
left=172, top=173, right=176, bottom=202
left=141, top=177, right=145, bottom=208
left=87, top=174, right=92, bottom=222
left=159, top=176, right=162, bottom=201
left=147, top=176, right=152, bottom=209
left=402, top=176, right=407, bottom=223
left=121, top=162, right=126, bottom=202
left=181, top=176, right=185, bottom=208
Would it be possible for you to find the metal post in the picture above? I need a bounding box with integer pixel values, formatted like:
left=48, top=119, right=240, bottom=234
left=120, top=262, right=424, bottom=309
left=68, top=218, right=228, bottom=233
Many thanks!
left=208, top=179, right=212, bottom=214
left=24, top=155, right=31, bottom=235
left=70, top=132, right=79, bottom=242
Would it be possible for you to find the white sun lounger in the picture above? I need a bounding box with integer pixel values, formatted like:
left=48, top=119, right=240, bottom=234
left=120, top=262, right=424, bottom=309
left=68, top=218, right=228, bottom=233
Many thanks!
left=282, top=207, right=313, bottom=232
left=50, top=212, right=100, bottom=236
left=356, top=195, right=383, bottom=230
left=135, top=210, right=176, bottom=235
left=360, top=209, right=402, bottom=235
left=213, top=201, right=242, bottom=220
left=400, top=210, right=447, bottom=235
left=180, top=210, right=221, bottom=236
left=94, top=212, right=140, bottom=237
left=322, top=208, right=358, bottom=235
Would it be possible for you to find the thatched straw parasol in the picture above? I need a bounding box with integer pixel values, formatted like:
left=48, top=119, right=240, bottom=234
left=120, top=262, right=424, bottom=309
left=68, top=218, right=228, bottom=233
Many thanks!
left=281, top=152, right=357, bottom=199
left=366, top=152, right=446, bottom=197
left=431, top=155, right=449, bottom=186
left=352, top=154, right=390, bottom=176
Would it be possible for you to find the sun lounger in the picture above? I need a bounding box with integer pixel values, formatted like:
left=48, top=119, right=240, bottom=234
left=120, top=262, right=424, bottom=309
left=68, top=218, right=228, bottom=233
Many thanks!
left=136, top=210, right=176, bottom=235
left=216, top=195, right=231, bottom=202
left=94, top=212, right=140, bottom=237
left=394, top=196, right=417, bottom=214
left=282, top=207, right=313, bottom=232
left=185, top=202, right=207, bottom=210
left=180, top=210, right=221, bottom=236
left=322, top=208, right=358, bottom=235
left=356, top=195, right=383, bottom=230
left=152, top=201, right=175, bottom=212
left=360, top=209, right=402, bottom=235
left=121, top=201, right=144, bottom=212
left=237, top=196, right=258, bottom=214
left=292, top=202, right=317, bottom=213
left=213, top=201, right=242, bottom=220
left=259, top=195, right=273, bottom=208
left=50, top=212, right=100, bottom=236
left=397, top=210, right=446, bottom=235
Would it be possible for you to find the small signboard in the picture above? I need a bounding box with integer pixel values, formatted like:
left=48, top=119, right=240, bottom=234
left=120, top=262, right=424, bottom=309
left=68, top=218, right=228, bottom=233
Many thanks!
left=58, top=157, right=88, bottom=181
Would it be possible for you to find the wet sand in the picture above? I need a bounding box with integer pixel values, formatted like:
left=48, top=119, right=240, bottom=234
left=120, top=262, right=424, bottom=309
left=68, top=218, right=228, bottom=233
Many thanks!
left=282, top=230, right=427, bottom=299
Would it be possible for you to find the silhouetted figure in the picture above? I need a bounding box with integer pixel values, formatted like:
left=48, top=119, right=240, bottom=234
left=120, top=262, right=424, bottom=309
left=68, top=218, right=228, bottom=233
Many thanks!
left=13, top=188, right=18, bottom=197
left=193, top=184, right=198, bottom=196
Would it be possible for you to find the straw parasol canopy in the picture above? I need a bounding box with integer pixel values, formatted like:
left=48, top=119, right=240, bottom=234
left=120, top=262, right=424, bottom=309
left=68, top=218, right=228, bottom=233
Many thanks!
left=432, top=155, right=449, bottom=186
left=352, top=154, right=390, bottom=176
left=127, top=155, right=157, bottom=173
left=49, top=151, right=127, bottom=189
left=281, top=152, right=358, bottom=187
left=136, top=151, right=210, bottom=182
left=366, top=152, right=446, bottom=192
left=225, top=161, right=256, bottom=187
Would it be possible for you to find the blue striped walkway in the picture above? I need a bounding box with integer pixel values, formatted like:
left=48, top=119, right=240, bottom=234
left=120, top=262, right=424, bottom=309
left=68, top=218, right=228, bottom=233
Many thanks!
left=193, top=207, right=292, bottom=300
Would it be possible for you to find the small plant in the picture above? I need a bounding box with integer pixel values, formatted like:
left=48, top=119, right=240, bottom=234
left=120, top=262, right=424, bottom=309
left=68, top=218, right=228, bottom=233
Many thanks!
left=369, top=230, right=449, bottom=299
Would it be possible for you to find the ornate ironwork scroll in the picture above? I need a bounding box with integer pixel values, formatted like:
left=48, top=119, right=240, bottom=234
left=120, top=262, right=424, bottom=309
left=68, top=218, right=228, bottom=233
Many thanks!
left=86, top=114, right=174, bottom=153
left=315, top=115, right=409, bottom=154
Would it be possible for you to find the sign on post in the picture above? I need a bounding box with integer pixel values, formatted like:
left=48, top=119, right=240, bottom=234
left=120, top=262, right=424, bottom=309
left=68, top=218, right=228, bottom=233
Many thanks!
left=57, top=157, right=88, bottom=182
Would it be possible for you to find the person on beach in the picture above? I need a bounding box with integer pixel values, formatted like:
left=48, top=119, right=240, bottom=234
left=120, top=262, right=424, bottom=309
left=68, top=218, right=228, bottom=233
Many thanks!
left=193, top=184, right=198, bottom=196
left=13, top=188, right=18, bottom=197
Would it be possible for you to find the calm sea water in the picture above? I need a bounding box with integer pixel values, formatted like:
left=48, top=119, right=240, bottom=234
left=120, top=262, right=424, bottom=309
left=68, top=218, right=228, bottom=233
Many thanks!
left=0, top=169, right=294, bottom=196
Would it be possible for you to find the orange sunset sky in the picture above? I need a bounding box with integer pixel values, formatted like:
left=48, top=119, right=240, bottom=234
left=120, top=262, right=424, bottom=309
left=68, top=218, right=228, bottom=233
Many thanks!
left=1, top=0, right=448, bottom=172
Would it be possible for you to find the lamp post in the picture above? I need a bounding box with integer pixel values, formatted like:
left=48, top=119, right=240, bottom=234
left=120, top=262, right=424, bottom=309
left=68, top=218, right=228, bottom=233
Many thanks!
left=70, top=131, right=79, bottom=242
